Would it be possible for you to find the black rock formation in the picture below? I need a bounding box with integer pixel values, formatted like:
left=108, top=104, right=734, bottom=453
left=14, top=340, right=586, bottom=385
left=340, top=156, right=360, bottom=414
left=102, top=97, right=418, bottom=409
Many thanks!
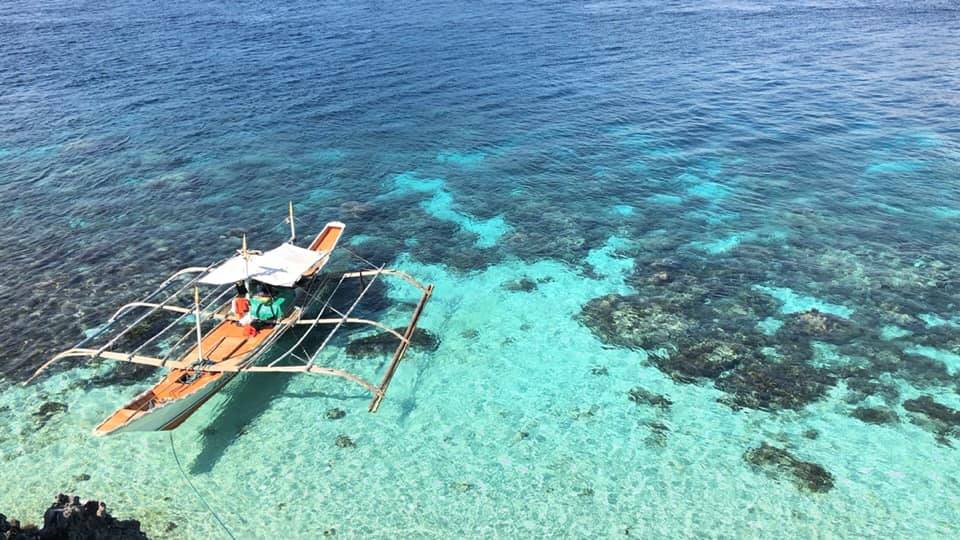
left=851, top=406, right=899, bottom=425
left=345, top=328, right=439, bottom=358
left=1, top=493, right=148, bottom=539
left=716, top=360, right=835, bottom=411
left=744, top=442, right=835, bottom=493
left=627, top=387, right=673, bottom=410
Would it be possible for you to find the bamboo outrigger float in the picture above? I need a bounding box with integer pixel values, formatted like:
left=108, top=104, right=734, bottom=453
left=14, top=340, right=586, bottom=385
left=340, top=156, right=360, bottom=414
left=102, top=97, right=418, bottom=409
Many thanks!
left=25, top=203, right=433, bottom=435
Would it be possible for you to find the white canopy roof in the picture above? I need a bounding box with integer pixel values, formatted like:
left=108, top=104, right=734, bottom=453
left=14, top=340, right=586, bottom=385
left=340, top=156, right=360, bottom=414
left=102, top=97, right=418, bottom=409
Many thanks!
left=200, top=243, right=325, bottom=288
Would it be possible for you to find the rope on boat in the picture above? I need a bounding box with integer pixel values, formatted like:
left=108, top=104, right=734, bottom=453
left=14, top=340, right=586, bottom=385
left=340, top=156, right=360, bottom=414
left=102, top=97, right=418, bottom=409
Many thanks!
left=168, top=432, right=237, bottom=540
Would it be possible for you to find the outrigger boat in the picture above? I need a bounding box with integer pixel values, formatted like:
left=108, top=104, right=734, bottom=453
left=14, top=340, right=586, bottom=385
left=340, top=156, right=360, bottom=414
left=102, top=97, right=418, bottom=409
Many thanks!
left=25, top=203, right=433, bottom=435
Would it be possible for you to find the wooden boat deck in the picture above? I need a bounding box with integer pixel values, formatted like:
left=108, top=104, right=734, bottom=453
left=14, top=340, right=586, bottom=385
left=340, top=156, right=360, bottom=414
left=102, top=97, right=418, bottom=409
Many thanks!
left=95, top=321, right=276, bottom=434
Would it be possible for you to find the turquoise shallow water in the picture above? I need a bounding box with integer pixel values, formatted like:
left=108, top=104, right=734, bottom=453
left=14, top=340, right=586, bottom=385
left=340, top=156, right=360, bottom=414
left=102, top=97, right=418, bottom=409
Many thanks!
left=3, top=0, right=960, bottom=537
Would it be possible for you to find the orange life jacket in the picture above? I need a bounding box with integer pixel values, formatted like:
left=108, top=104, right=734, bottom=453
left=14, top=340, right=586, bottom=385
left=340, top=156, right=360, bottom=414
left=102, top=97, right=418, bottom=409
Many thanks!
left=232, top=297, right=250, bottom=317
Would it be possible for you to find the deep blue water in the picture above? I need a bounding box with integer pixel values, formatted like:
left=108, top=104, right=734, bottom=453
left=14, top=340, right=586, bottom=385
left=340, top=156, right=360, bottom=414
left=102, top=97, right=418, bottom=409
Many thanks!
left=3, top=1, right=960, bottom=537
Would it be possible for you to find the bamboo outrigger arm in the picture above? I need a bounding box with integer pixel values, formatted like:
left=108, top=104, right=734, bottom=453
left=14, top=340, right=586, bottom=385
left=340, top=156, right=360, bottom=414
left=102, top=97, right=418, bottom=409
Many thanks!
left=341, top=268, right=430, bottom=293
left=295, top=318, right=407, bottom=342
left=24, top=348, right=383, bottom=397
left=110, top=302, right=193, bottom=318
left=23, top=348, right=183, bottom=385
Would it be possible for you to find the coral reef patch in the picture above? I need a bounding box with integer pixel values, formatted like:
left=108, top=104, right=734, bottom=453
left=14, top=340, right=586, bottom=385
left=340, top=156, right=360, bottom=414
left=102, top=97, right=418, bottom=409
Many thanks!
left=345, top=328, right=440, bottom=358
left=715, top=360, right=835, bottom=411
left=32, top=402, right=68, bottom=430
left=651, top=339, right=755, bottom=382
left=627, top=387, right=672, bottom=410
left=903, top=396, right=960, bottom=444
left=743, top=443, right=835, bottom=493
left=851, top=406, right=899, bottom=425
left=577, top=294, right=690, bottom=351
left=776, top=309, right=860, bottom=344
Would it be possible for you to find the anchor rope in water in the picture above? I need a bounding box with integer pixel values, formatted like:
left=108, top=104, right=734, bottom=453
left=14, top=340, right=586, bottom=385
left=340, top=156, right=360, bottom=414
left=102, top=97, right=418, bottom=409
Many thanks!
left=169, top=431, right=237, bottom=540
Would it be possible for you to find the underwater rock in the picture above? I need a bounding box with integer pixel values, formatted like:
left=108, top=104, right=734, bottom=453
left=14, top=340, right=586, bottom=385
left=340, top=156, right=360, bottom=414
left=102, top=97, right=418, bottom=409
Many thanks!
left=77, top=362, right=156, bottom=389
left=579, top=265, right=604, bottom=281
left=325, top=408, right=346, bottom=420
left=777, top=309, right=859, bottom=344
left=715, top=360, right=835, bottom=411
left=650, top=271, right=672, bottom=285
left=644, top=420, right=670, bottom=448
left=590, top=366, right=608, bottom=376
left=0, top=493, right=147, bottom=539
left=802, top=429, right=819, bottom=440
left=743, top=442, right=835, bottom=493
left=501, top=216, right=599, bottom=265
left=842, top=373, right=900, bottom=405
left=627, top=387, right=672, bottom=410
left=897, top=355, right=954, bottom=388
left=651, top=339, right=754, bottom=382
left=335, top=435, right=355, bottom=448
left=903, top=396, right=960, bottom=426
left=339, top=200, right=374, bottom=218
left=577, top=294, right=690, bottom=351
left=451, top=481, right=474, bottom=493
left=851, top=406, right=899, bottom=425
left=570, top=405, right=600, bottom=420
left=32, top=402, right=68, bottom=429
left=345, top=328, right=440, bottom=358
left=502, top=277, right=538, bottom=292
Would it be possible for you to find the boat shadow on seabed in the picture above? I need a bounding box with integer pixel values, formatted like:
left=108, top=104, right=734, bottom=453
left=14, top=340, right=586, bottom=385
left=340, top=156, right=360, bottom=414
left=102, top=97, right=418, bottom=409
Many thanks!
left=187, top=281, right=393, bottom=474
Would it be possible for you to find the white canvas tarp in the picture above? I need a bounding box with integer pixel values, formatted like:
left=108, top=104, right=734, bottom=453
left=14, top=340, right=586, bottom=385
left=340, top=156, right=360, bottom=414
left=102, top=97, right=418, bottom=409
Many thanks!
left=200, top=243, right=324, bottom=288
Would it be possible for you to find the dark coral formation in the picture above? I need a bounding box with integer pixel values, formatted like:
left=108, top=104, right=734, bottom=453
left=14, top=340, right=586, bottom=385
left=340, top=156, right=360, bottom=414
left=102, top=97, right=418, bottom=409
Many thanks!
left=851, top=406, right=899, bottom=425
left=777, top=309, right=860, bottom=344
left=627, top=387, right=672, bottom=410
left=32, top=402, right=68, bottom=429
left=73, top=363, right=156, bottom=390
left=644, top=420, right=670, bottom=448
left=577, top=294, right=689, bottom=351
left=651, top=339, right=754, bottom=382
left=903, top=395, right=960, bottom=444
left=572, top=232, right=960, bottom=426
left=502, top=277, right=538, bottom=292
left=325, top=408, right=346, bottom=420
left=842, top=373, right=900, bottom=405
left=716, top=360, right=835, bottom=411
left=1, top=493, right=147, bottom=539
left=577, top=287, right=846, bottom=412
left=904, top=396, right=960, bottom=425
left=744, top=442, right=835, bottom=493
left=335, top=435, right=355, bottom=448
left=344, top=328, right=439, bottom=358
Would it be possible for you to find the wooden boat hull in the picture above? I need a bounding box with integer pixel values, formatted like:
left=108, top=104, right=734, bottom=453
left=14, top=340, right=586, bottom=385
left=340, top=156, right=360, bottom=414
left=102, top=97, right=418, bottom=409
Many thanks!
left=93, top=319, right=279, bottom=436
left=94, top=370, right=236, bottom=435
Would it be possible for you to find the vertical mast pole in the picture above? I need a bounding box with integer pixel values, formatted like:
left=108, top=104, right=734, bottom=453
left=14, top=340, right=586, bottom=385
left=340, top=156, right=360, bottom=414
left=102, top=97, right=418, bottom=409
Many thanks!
left=193, top=286, right=204, bottom=363
left=288, top=200, right=296, bottom=242
left=242, top=233, right=252, bottom=299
